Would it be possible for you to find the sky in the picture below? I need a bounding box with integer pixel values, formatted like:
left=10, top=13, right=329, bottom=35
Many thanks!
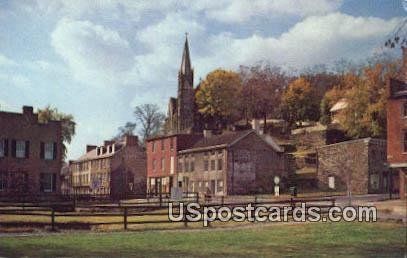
left=0, top=0, right=405, bottom=160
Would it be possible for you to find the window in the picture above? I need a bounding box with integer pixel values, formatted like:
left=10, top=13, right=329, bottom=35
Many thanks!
left=210, top=160, right=215, bottom=171
left=16, top=140, right=27, bottom=158
left=170, top=138, right=174, bottom=150
left=204, top=160, right=209, bottom=171
left=40, top=173, right=56, bottom=193
left=184, top=161, right=189, bottom=172
left=217, top=159, right=223, bottom=171
left=0, top=140, right=5, bottom=157
left=404, top=130, right=407, bottom=153
left=190, top=160, right=195, bottom=172
left=161, top=158, right=165, bottom=170
left=178, top=161, right=183, bottom=173
left=328, top=176, right=335, bottom=189
left=403, top=102, right=407, bottom=118
left=217, top=180, right=223, bottom=192
left=161, top=140, right=165, bottom=151
left=44, top=142, right=54, bottom=160
left=370, top=174, right=380, bottom=190
left=152, top=159, right=156, bottom=171
left=0, top=172, right=8, bottom=190
left=152, top=141, right=155, bottom=152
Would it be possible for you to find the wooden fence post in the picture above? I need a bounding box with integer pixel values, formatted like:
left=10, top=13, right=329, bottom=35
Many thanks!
left=183, top=203, right=188, bottom=228
left=123, top=207, right=128, bottom=230
left=51, top=207, right=55, bottom=231
left=159, top=194, right=162, bottom=208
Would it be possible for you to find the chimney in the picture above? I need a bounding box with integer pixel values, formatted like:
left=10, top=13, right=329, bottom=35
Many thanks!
left=203, top=129, right=212, bottom=138
left=402, top=47, right=407, bottom=83
left=86, top=145, right=97, bottom=153
left=22, top=106, right=33, bottom=116
left=124, top=135, right=138, bottom=146
left=252, top=119, right=261, bottom=133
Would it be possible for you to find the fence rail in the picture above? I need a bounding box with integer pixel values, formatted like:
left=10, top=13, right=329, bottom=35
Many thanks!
left=0, top=196, right=336, bottom=231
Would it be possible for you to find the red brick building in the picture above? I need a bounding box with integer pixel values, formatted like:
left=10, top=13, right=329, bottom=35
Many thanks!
left=146, top=134, right=202, bottom=195
left=387, top=47, right=407, bottom=199
left=69, top=135, right=146, bottom=199
left=0, top=106, right=62, bottom=197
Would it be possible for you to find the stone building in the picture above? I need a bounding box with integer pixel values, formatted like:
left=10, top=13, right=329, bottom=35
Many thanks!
left=177, top=130, right=288, bottom=196
left=165, top=36, right=203, bottom=134
left=146, top=134, right=202, bottom=195
left=387, top=47, right=407, bottom=199
left=0, top=106, right=62, bottom=197
left=69, top=135, right=146, bottom=198
left=317, top=138, right=388, bottom=195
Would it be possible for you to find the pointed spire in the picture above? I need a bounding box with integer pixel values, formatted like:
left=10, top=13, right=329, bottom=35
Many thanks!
left=180, top=33, right=192, bottom=74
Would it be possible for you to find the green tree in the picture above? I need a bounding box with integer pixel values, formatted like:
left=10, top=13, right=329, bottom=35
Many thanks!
left=37, top=106, right=76, bottom=160
left=196, top=69, right=242, bottom=129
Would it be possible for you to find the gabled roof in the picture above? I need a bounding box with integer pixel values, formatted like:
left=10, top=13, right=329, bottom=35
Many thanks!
left=330, top=98, right=348, bottom=112
left=179, top=130, right=283, bottom=153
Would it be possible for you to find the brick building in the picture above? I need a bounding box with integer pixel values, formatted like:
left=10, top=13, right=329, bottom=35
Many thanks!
left=177, top=130, right=287, bottom=196
left=146, top=134, right=202, bottom=195
left=0, top=106, right=62, bottom=197
left=387, top=47, right=407, bottom=199
left=317, top=138, right=388, bottom=195
left=69, top=135, right=146, bottom=198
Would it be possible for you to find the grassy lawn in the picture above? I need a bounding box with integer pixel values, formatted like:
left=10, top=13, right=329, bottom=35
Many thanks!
left=0, top=222, right=405, bottom=257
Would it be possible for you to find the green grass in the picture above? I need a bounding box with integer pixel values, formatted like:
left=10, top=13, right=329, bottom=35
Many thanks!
left=0, top=222, right=405, bottom=257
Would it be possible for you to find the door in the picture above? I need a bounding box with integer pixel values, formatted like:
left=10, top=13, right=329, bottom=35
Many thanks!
left=210, top=180, right=216, bottom=194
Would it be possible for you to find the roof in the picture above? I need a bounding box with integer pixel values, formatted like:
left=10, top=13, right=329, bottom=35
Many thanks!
left=73, top=142, right=126, bottom=162
left=179, top=130, right=283, bottom=153
left=330, top=98, right=348, bottom=112
left=146, top=133, right=202, bottom=142
left=389, top=78, right=407, bottom=98
left=180, top=36, right=192, bottom=74
left=317, top=137, right=386, bottom=150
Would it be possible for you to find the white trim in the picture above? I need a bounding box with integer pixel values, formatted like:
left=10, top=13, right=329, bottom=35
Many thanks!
left=389, top=163, right=407, bottom=168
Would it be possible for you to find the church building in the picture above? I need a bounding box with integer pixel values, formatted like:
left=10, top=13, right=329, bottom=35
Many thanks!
left=165, top=36, right=202, bottom=134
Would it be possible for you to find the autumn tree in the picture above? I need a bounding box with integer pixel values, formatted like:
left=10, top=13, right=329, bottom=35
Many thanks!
left=37, top=105, right=76, bottom=160
left=281, top=77, right=313, bottom=126
left=337, top=61, right=399, bottom=138
left=239, top=64, right=288, bottom=130
left=195, top=69, right=242, bottom=129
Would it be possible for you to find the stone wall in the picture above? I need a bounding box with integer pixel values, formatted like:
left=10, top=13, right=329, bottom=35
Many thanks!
left=317, top=138, right=387, bottom=194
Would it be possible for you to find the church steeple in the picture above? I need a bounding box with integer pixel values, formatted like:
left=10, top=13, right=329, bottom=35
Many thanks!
left=177, top=33, right=195, bottom=133
left=180, top=33, right=192, bottom=75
